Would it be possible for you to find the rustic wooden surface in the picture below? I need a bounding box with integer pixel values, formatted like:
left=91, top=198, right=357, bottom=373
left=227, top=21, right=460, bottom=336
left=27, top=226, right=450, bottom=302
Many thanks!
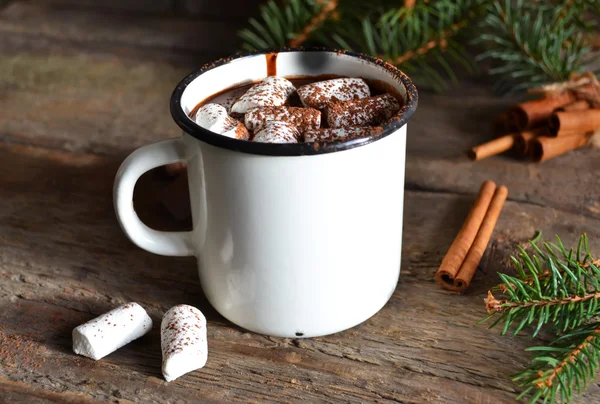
left=1, top=1, right=600, bottom=403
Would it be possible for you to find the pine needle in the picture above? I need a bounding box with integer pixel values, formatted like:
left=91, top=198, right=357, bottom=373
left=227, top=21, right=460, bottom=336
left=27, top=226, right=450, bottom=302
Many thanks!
left=485, top=234, right=600, bottom=402
left=238, top=0, right=598, bottom=94
left=288, top=0, right=338, bottom=46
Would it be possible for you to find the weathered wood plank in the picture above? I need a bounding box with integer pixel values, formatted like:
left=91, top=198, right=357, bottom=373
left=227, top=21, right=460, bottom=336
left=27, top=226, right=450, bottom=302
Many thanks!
left=1, top=142, right=600, bottom=403
left=2, top=4, right=600, bottom=401
left=0, top=1, right=247, bottom=155
left=1, top=49, right=597, bottom=222
left=1, top=49, right=598, bottom=225
left=2, top=2, right=596, bottom=223
left=33, top=0, right=264, bottom=18
left=0, top=377, right=127, bottom=404
left=406, top=86, right=600, bottom=220
left=0, top=53, right=188, bottom=153
left=33, top=0, right=176, bottom=14
left=0, top=2, right=241, bottom=57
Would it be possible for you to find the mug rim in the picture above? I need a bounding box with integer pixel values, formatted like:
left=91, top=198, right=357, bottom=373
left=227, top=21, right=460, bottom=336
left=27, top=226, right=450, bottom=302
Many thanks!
left=170, top=47, right=418, bottom=156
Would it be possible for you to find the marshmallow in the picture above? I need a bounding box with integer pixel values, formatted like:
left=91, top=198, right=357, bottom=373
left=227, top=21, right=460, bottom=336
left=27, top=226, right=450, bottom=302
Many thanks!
left=327, top=93, right=401, bottom=128
left=245, top=106, right=321, bottom=133
left=194, top=103, right=249, bottom=140
left=161, top=305, right=208, bottom=382
left=304, top=127, right=373, bottom=142
left=297, top=78, right=370, bottom=109
left=231, top=76, right=296, bottom=114
left=72, top=303, right=152, bottom=360
left=253, top=121, right=299, bottom=144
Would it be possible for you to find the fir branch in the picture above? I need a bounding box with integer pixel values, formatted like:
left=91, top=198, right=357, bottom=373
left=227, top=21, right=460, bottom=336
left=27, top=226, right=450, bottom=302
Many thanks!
left=334, top=0, right=485, bottom=92
left=484, top=233, right=600, bottom=402
left=289, top=0, right=338, bottom=46
left=484, top=234, right=600, bottom=337
left=476, top=0, right=595, bottom=93
left=486, top=291, right=600, bottom=316
left=239, top=0, right=325, bottom=50
left=495, top=233, right=599, bottom=293
left=239, top=0, right=600, bottom=93
left=513, top=323, right=600, bottom=403
left=387, top=20, right=467, bottom=65
left=496, top=254, right=600, bottom=293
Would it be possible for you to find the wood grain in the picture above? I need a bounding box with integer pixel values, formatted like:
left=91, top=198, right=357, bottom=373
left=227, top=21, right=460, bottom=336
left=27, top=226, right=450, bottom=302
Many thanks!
left=1, top=142, right=600, bottom=403
left=2, top=2, right=600, bottom=403
left=0, top=1, right=239, bottom=68
left=406, top=87, right=600, bottom=219
left=0, top=2, right=241, bottom=53
left=34, top=0, right=265, bottom=18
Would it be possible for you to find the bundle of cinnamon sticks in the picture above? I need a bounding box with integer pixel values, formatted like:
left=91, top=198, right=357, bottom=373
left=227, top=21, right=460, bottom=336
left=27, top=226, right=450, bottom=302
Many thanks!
left=470, top=85, right=599, bottom=162
left=435, top=181, right=508, bottom=292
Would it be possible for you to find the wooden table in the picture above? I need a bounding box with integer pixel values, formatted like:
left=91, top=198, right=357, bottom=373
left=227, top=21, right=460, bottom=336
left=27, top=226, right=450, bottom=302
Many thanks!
left=2, top=2, right=600, bottom=403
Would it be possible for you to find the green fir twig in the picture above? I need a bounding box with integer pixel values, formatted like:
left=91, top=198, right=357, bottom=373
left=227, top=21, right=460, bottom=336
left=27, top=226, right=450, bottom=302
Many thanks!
left=238, top=0, right=327, bottom=50
left=514, top=323, right=600, bottom=403
left=475, top=0, right=597, bottom=93
left=344, top=0, right=485, bottom=92
left=239, top=0, right=600, bottom=94
left=484, top=234, right=600, bottom=403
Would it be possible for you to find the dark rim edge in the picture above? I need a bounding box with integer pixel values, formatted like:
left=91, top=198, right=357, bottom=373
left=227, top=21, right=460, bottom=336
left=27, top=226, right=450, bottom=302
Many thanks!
left=169, top=46, right=418, bottom=157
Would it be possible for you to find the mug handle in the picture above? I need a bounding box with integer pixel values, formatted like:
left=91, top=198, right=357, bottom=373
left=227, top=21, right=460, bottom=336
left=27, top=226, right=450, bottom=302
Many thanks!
left=113, top=137, right=194, bottom=257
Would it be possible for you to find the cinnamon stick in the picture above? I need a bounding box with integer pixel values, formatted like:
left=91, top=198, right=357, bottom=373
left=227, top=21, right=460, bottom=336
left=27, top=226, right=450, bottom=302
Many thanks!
left=492, top=112, right=519, bottom=135
left=436, top=181, right=497, bottom=291
left=531, top=134, right=590, bottom=162
left=548, top=109, right=600, bottom=137
left=513, top=128, right=545, bottom=157
left=511, top=92, right=576, bottom=130
left=555, top=99, right=591, bottom=113
left=468, top=135, right=515, bottom=161
left=454, top=185, right=508, bottom=291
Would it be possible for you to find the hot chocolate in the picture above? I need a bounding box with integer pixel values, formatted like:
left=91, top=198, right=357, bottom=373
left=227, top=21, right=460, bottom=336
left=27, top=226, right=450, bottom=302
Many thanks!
left=189, top=75, right=403, bottom=144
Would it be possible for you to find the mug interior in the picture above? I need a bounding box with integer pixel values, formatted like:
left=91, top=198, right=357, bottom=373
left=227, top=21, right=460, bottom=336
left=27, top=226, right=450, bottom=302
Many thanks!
left=171, top=48, right=418, bottom=156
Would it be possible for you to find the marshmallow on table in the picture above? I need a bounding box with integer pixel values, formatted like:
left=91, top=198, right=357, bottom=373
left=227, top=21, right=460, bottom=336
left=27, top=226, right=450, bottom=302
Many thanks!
left=297, top=78, right=370, bottom=110
left=245, top=106, right=321, bottom=133
left=253, top=121, right=300, bottom=144
left=72, top=302, right=152, bottom=360
left=327, top=93, right=401, bottom=128
left=231, top=76, right=296, bottom=114
left=161, top=305, right=208, bottom=382
left=194, top=103, right=249, bottom=140
left=304, top=127, right=374, bottom=142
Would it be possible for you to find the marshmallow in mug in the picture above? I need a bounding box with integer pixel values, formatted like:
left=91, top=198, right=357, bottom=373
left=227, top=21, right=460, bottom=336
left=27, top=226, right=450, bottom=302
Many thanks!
left=72, top=302, right=152, bottom=360
left=194, top=103, right=249, bottom=140
left=161, top=305, right=208, bottom=382
left=253, top=121, right=300, bottom=144
left=230, top=76, right=296, bottom=114
left=297, top=78, right=371, bottom=110
left=245, top=106, right=321, bottom=133
left=327, top=93, right=400, bottom=128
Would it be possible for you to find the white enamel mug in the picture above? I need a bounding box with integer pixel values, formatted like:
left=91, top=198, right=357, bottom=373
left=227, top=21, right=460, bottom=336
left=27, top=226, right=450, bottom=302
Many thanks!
left=114, top=48, right=418, bottom=338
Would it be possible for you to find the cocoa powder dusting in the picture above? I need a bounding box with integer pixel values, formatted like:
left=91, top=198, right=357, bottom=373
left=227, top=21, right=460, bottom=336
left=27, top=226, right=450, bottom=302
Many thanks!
left=297, top=78, right=371, bottom=110
left=245, top=106, right=321, bottom=133
left=327, top=93, right=400, bottom=128
left=0, top=329, right=50, bottom=372
left=187, top=75, right=407, bottom=146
